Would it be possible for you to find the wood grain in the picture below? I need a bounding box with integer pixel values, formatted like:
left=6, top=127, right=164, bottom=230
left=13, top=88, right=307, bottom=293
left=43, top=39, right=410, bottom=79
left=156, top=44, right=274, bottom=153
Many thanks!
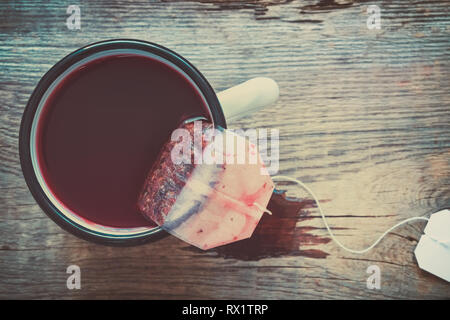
left=0, top=0, right=449, bottom=299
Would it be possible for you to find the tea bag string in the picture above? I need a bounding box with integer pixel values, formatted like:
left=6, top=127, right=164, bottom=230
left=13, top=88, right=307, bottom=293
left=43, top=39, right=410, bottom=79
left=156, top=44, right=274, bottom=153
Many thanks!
left=270, top=175, right=433, bottom=254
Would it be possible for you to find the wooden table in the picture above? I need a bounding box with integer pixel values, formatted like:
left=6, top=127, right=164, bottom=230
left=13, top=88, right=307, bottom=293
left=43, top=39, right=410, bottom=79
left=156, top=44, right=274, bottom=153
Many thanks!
left=0, top=0, right=449, bottom=299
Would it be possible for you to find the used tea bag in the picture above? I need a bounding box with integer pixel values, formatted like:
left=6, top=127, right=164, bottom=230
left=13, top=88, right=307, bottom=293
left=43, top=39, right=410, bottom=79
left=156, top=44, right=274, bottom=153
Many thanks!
left=138, top=121, right=274, bottom=250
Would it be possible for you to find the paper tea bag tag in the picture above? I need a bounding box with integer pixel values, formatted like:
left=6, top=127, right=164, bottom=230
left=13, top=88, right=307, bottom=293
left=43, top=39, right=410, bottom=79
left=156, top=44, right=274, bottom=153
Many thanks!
left=138, top=121, right=275, bottom=250
left=414, top=209, right=450, bottom=282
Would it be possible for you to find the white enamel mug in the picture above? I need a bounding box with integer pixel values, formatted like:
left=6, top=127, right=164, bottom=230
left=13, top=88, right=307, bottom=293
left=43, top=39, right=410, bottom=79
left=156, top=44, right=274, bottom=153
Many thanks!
left=19, top=39, right=279, bottom=245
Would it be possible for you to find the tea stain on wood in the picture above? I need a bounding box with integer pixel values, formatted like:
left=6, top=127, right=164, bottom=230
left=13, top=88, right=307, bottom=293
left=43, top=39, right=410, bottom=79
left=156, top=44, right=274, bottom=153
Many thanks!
left=0, top=0, right=449, bottom=299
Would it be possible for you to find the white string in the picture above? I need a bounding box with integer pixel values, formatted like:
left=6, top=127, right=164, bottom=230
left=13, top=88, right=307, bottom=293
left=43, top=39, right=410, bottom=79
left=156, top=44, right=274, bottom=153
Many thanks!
left=271, top=175, right=430, bottom=254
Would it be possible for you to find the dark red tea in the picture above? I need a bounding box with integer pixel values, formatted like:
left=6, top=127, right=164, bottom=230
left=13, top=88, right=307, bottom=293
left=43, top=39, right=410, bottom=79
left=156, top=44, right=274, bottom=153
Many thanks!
left=36, top=54, right=210, bottom=228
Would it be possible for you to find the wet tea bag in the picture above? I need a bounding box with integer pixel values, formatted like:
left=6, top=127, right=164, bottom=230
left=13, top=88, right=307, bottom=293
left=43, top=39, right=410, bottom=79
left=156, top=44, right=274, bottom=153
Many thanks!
left=138, top=120, right=274, bottom=250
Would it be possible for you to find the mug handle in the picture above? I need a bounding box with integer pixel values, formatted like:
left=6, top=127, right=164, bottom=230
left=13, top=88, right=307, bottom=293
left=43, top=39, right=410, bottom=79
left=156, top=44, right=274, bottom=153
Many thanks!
left=217, top=77, right=279, bottom=122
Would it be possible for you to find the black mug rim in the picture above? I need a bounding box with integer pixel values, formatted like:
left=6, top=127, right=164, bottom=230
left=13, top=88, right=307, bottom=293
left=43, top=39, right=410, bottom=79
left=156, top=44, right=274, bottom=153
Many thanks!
left=19, top=39, right=227, bottom=246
